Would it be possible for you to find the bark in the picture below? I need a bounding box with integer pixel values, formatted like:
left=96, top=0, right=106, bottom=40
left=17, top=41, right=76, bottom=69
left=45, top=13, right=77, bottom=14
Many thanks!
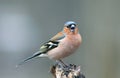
left=50, top=63, right=85, bottom=78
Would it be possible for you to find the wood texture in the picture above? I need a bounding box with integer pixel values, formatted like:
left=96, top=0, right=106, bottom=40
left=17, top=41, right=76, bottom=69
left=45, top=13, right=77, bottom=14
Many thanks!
left=50, top=63, right=85, bottom=78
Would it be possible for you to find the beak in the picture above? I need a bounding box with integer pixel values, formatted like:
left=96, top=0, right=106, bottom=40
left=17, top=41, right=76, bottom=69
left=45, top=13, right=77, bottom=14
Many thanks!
left=70, top=25, right=75, bottom=32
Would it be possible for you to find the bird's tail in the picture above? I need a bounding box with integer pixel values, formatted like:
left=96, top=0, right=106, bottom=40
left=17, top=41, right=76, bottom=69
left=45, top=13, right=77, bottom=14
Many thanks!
left=16, top=51, right=41, bottom=67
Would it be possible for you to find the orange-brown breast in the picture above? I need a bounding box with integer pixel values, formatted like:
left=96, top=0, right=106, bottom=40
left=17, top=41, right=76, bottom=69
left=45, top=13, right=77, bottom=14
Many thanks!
left=47, top=33, right=82, bottom=60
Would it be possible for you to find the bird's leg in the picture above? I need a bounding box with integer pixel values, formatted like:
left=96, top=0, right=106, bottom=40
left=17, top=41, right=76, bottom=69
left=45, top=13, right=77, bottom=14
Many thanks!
left=56, top=59, right=68, bottom=68
left=59, top=59, right=68, bottom=67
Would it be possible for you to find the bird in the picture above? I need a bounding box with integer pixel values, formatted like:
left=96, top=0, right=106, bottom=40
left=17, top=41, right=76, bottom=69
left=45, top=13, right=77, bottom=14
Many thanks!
left=17, top=21, right=82, bottom=67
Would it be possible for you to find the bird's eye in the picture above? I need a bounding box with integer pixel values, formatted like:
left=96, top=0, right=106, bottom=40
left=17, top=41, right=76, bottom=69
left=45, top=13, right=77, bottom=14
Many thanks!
left=67, top=24, right=76, bottom=28
left=66, top=24, right=76, bottom=32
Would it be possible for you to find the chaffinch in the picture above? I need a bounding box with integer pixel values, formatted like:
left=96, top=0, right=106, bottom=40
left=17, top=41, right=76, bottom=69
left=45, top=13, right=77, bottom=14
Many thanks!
left=17, top=21, right=82, bottom=67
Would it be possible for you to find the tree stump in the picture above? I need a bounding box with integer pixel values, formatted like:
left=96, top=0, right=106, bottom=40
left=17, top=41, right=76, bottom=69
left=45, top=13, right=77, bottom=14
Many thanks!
left=50, top=63, right=85, bottom=78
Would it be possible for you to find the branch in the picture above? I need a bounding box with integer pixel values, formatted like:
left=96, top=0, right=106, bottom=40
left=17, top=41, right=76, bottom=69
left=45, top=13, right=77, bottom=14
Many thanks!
left=50, top=63, right=85, bottom=78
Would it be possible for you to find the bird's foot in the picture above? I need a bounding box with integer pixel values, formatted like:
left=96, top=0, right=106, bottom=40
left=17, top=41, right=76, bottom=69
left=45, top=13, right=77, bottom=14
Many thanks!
left=54, top=62, right=81, bottom=77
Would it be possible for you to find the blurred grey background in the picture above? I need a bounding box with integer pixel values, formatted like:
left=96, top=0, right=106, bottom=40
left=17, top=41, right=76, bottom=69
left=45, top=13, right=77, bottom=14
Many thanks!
left=0, top=0, right=120, bottom=78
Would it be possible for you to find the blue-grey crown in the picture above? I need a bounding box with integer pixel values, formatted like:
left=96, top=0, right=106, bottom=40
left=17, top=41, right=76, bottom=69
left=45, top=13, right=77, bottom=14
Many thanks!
left=64, top=21, right=76, bottom=26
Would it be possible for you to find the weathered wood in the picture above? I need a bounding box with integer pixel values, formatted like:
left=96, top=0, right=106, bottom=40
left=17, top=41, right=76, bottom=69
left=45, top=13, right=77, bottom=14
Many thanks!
left=50, top=63, right=85, bottom=78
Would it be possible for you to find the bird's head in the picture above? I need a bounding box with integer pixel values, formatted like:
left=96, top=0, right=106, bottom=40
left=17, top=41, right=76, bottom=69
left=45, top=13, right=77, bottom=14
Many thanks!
left=63, top=21, right=79, bottom=34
